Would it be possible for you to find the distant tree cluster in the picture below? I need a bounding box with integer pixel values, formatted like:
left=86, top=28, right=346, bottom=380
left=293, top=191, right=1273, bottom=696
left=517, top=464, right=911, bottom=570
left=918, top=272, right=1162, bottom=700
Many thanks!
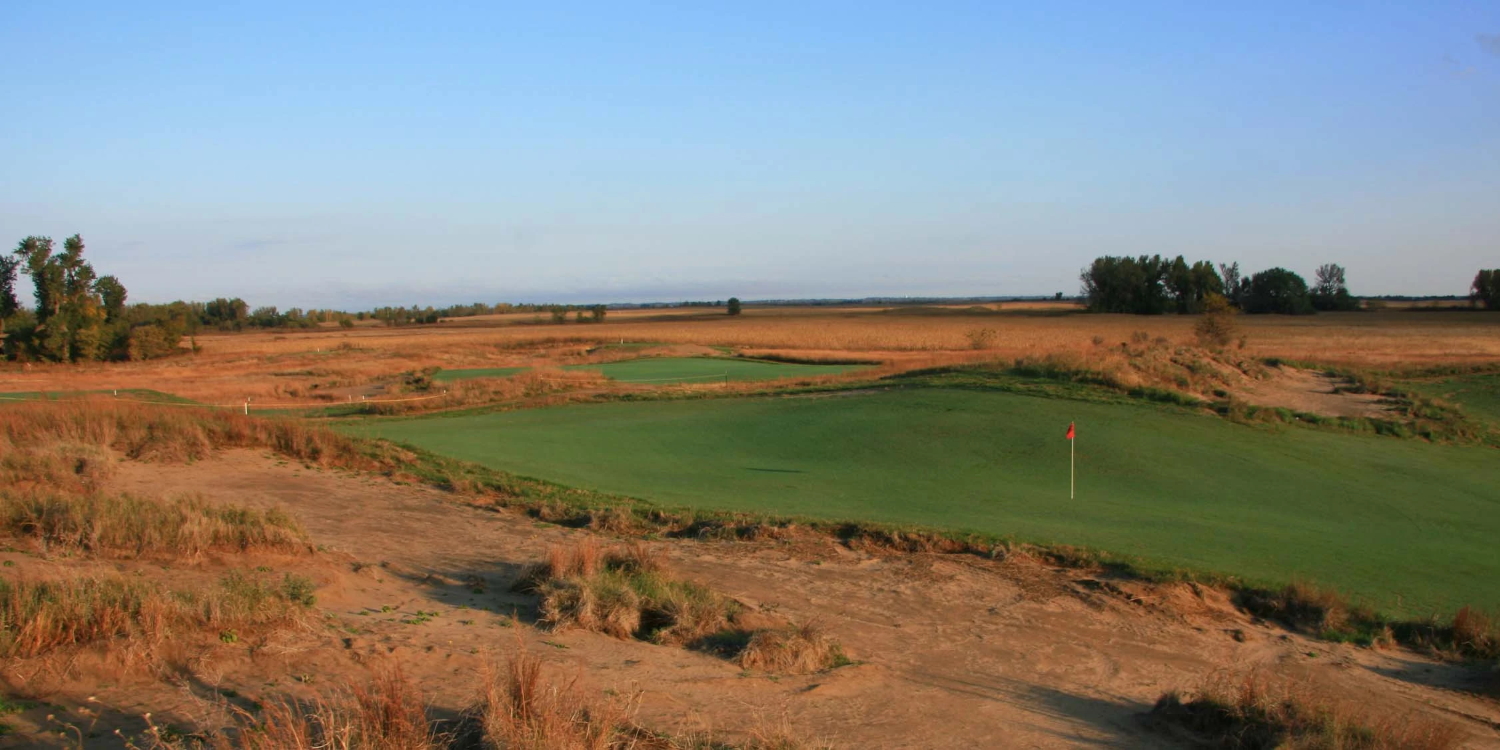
left=1, top=235, right=137, bottom=362
left=1082, top=257, right=1360, bottom=316
left=1473, top=270, right=1500, bottom=310
left=1079, top=255, right=1224, bottom=314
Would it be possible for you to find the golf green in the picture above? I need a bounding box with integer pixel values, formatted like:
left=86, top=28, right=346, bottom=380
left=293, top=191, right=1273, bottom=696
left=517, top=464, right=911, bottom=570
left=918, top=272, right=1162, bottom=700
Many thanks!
left=344, top=389, right=1500, bottom=617
left=564, top=357, right=867, bottom=384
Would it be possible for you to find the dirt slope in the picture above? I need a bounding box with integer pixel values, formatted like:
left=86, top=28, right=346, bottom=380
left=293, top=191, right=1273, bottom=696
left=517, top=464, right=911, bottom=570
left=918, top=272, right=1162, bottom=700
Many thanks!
left=3, top=451, right=1495, bottom=748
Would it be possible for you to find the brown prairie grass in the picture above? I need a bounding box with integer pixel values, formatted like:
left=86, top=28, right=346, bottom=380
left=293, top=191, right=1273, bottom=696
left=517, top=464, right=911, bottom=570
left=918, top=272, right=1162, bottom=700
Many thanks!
left=0, top=569, right=313, bottom=659
left=6, top=307, right=1495, bottom=407
left=469, top=648, right=639, bottom=750
left=218, top=666, right=440, bottom=750
left=198, top=650, right=821, bottom=749
left=0, top=399, right=405, bottom=473
left=1, top=491, right=306, bottom=558
left=1146, top=670, right=1464, bottom=750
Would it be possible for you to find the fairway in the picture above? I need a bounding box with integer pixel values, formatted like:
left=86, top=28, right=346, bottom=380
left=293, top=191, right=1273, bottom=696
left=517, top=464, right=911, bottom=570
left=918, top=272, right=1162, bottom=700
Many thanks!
left=345, top=389, right=1500, bottom=618
left=564, top=357, right=867, bottom=384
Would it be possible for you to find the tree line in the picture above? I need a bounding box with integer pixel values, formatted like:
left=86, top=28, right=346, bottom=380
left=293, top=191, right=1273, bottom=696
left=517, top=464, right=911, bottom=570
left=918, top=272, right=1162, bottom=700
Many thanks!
left=1081, top=256, right=1361, bottom=315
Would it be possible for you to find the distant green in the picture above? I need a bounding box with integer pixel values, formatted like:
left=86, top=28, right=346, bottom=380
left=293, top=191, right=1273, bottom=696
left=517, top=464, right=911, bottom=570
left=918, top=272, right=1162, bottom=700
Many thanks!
left=565, top=357, right=866, bottom=384
left=344, top=388, right=1500, bottom=617
left=432, top=367, right=529, bottom=383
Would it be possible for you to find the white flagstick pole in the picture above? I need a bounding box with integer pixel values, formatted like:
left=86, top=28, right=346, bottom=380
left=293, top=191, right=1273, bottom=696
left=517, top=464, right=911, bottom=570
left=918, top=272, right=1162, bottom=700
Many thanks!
left=1070, top=423, right=1075, bottom=500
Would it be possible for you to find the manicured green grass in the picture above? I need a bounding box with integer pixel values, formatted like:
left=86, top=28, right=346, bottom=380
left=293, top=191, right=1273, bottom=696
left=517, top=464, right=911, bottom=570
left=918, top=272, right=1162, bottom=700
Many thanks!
left=432, top=367, right=529, bottom=383
left=565, top=357, right=867, bottom=384
left=1403, top=372, right=1500, bottom=429
left=343, top=388, right=1500, bottom=618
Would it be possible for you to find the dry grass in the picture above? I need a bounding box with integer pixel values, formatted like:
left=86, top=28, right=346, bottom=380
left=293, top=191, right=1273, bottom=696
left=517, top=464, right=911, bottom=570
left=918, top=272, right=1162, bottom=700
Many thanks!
left=736, top=623, right=846, bottom=675
left=5, top=307, right=1494, bottom=407
left=1, top=491, right=306, bottom=558
left=0, top=569, right=312, bottom=659
left=1447, top=606, right=1499, bottom=659
left=1147, top=670, right=1464, bottom=749
left=468, top=648, right=639, bottom=750
left=198, top=648, right=821, bottom=749
left=519, top=541, right=846, bottom=673
left=522, top=541, right=731, bottom=645
left=0, top=398, right=404, bottom=473
left=213, top=666, right=440, bottom=750
left=1238, top=581, right=1371, bottom=637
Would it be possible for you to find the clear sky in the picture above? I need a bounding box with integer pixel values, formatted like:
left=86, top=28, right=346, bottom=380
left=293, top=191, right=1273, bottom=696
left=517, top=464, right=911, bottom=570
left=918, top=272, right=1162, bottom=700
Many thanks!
left=3, top=2, right=1497, bottom=308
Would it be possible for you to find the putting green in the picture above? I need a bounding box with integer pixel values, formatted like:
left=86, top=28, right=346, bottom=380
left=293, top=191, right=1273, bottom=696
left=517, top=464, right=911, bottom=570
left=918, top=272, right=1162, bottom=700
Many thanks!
left=344, top=388, right=1500, bottom=617
left=564, top=357, right=867, bottom=384
left=432, top=367, right=528, bottom=383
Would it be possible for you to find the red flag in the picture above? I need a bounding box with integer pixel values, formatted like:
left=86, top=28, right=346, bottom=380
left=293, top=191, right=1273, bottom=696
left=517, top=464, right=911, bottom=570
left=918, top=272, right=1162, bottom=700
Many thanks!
left=1065, top=422, right=1075, bottom=440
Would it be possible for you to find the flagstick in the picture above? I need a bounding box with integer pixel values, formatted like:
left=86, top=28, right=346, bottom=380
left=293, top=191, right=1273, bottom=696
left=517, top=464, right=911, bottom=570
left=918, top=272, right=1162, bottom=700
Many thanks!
left=1070, top=425, right=1075, bottom=500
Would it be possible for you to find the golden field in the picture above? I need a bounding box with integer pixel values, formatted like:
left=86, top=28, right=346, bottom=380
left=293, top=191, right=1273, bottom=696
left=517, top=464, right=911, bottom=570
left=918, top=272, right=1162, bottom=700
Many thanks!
left=1, top=304, right=1497, bottom=406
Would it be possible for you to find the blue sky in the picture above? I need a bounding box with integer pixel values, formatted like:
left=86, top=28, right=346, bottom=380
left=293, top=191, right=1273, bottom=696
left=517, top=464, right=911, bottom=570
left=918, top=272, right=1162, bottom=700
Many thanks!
left=2, top=2, right=1497, bottom=307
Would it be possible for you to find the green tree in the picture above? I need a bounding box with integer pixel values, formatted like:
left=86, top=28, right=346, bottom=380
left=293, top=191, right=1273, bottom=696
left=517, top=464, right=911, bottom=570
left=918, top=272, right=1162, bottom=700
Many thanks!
left=727, top=297, right=742, bottom=316
left=95, top=275, right=127, bottom=321
left=1218, top=262, right=1244, bottom=308
left=589, top=304, right=607, bottom=322
left=13, top=235, right=111, bottom=361
left=0, top=255, right=18, bottom=358
left=1242, top=268, right=1314, bottom=315
left=1472, top=270, right=1499, bottom=309
left=1194, top=293, right=1239, bottom=347
left=1310, top=263, right=1358, bottom=311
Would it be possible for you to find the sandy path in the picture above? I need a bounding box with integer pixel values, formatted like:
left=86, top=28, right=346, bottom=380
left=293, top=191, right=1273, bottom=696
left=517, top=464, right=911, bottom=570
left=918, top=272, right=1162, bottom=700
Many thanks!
left=81, top=451, right=1498, bottom=749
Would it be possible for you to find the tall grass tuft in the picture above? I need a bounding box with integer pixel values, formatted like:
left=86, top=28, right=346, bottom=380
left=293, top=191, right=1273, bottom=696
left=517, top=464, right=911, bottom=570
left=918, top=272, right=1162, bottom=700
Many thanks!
left=224, top=666, right=439, bottom=750
left=469, top=649, right=637, bottom=750
left=520, top=540, right=732, bottom=644
left=737, top=623, right=847, bottom=675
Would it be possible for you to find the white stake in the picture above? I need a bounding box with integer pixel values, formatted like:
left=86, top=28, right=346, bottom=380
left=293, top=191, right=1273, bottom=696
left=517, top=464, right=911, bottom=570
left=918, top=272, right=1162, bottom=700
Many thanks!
left=1070, top=425, right=1075, bottom=500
